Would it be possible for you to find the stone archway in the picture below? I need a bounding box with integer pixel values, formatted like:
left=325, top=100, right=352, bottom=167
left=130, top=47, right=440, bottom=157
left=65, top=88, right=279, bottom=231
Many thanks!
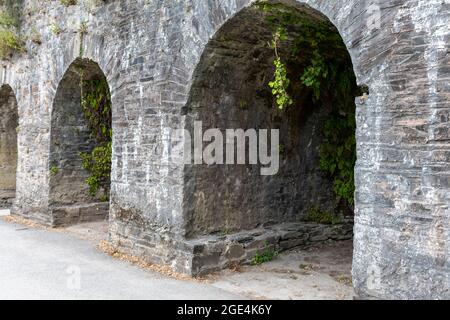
left=49, top=58, right=112, bottom=227
left=0, top=84, right=18, bottom=209
left=182, top=0, right=362, bottom=275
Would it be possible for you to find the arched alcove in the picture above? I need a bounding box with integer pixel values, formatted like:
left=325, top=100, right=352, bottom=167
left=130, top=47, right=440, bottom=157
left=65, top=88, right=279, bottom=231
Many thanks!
left=183, top=1, right=363, bottom=267
left=49, top=58, right=112, bottom=226
left=0, top=84, right=18, bottom=209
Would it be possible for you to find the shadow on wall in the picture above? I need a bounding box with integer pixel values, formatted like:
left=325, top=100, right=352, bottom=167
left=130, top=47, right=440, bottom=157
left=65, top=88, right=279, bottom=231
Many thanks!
left=49, top=58, right=112, bottom=227
left=183, top=1, right=362, bottom=238
left=0, top=84, right=18, bottom=209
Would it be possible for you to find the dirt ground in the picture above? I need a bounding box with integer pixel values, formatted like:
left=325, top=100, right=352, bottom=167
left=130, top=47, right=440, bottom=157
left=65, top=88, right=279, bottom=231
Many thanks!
left=3, top=212, right=355, bottom=300
left=62, top=220, right=355, bottom=300
left=209, top=241, right=355, bottom=300
left=62, top=220, right=110, bottom=243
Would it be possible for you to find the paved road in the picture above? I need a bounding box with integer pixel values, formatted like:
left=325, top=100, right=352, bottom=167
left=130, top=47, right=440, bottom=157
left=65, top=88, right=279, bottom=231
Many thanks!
left=0, top=217, right=244, bottom=300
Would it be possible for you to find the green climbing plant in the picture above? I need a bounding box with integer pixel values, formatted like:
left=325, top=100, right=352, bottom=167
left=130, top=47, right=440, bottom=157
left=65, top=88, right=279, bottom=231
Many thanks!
left=300, top=49, right=328, bottom=101
left=260, top=2, right=361, bottom=208
left=80, top=141, right=111, bottom=197
left=80, top=78, right=112, bottom=143
left=79, top=73, right=112, bottom=199
left=0, top=0, right=24, bottom=59
left=268, top=27, right=292, bottom=110
left=318, top=68, right=358, bottom=205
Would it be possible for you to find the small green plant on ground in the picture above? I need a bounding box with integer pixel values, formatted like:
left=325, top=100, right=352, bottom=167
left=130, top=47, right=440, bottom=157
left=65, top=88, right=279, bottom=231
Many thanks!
left=251, top=243, right=279, bottom=265
left=305, top=207, right=343, bottom=225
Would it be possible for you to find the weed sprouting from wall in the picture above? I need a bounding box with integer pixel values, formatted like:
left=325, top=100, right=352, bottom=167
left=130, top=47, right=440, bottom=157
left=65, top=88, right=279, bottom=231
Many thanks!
left=0, top=0, right=24, bottom=59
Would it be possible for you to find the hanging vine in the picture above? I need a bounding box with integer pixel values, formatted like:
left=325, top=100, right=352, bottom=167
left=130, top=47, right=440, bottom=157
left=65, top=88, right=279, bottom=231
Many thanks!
left=258, top=1, right=362, bottom=209
left=268, top=27, right=292, bottom=110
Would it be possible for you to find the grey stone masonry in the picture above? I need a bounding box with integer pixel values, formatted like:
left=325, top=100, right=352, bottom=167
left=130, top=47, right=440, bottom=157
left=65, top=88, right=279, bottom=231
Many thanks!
left=0, top=0, right=449, bottom=299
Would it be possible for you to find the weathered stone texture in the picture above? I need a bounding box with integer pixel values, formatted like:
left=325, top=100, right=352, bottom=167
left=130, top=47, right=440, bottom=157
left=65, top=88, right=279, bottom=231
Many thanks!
left=48, top=58, right=109, bottom=225
left=188, top=220, right=354, bottom=276
left=183, top=4, right=349, bottom=237
left=0, top=0, right=449, bottom=299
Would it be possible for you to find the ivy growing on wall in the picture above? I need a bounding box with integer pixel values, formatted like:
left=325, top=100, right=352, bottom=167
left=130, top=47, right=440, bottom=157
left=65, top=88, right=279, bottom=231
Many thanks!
left=78, top=74, right=112, bottom=200
left=0, top=0, right=24, bottom=59
left=268, top=27, right=292, bottom=110
left=257, top=1, right=363, bottom=209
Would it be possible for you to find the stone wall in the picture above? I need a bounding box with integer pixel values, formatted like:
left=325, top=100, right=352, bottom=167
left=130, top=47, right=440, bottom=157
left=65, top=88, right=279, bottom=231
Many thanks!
left=183, top=4, right=352, bottom=237
left=49, top=58, right=109, bottom=226
left=0, top=85, right=18, bottom=208
left=1, top=0, right=449, bottom=299
left=188, top=219, right=354, bottom=276
left=49, top=59, right=96, bottom=207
